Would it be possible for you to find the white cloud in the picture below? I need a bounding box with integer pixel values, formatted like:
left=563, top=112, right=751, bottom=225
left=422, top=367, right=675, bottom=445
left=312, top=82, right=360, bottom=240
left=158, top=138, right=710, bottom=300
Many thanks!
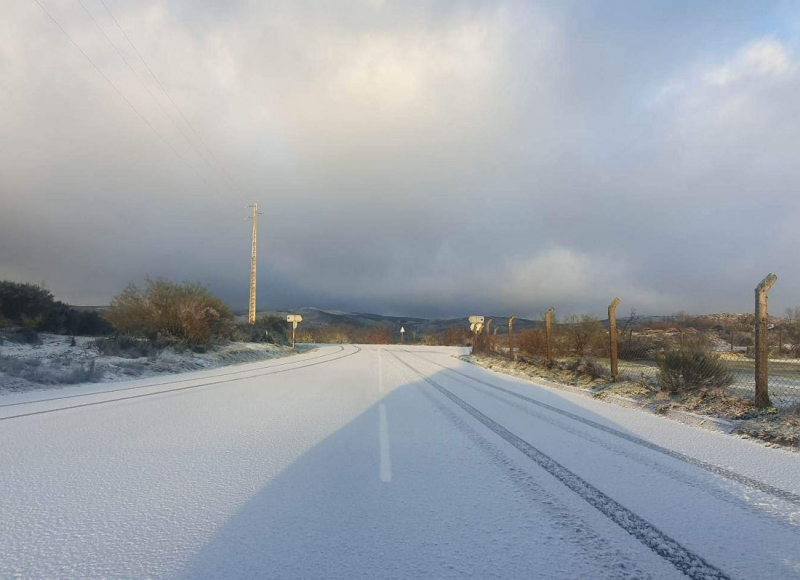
left=703, top=38, right=792, bottom=86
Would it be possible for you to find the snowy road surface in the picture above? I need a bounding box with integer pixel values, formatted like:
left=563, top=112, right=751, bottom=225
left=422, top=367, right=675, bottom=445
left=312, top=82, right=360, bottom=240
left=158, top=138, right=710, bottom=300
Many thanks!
left=1, top=345, right=799, bottom=579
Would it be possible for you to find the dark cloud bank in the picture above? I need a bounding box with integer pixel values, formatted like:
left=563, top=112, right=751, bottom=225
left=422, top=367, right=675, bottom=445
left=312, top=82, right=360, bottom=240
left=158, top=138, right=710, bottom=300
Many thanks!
left=2, top=0, right=799, bottom=318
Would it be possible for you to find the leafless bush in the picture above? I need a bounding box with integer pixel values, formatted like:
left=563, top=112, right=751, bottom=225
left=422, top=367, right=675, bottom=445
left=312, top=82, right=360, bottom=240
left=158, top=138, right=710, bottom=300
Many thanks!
left=559, top=315, right=606, bottom=357
left=565, top=357, right=609, bottom=379
left=518, top=329, right=547, bottom=357
left=0, top=355, right=40, bottom=375
left=66, top=360, right=103, bottom=383
left=93, top=335, right=158, bottom=359
left=0, top=356, right=103, bottom=384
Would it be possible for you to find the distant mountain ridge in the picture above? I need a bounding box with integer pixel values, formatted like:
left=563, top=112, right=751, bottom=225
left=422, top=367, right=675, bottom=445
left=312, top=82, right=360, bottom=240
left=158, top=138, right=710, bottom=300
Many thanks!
left=236, top=308, right=758, bottom=337
left=244, top=307, right=540, bottom=336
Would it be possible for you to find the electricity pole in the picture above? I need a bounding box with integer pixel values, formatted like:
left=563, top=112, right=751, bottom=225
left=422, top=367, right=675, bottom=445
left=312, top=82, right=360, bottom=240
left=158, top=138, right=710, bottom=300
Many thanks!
left=247, top=203, right=262, bottom=325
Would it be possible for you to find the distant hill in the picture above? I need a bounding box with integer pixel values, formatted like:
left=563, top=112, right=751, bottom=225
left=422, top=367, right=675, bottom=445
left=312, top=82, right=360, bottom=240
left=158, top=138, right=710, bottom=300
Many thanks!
left=239, top=307, right=544, bottom=336
left=234, top=308, right=761, bottom=337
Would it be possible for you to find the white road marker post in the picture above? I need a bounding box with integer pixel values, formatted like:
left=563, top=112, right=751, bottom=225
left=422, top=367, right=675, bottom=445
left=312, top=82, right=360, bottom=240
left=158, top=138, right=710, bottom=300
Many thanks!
left=379, top=403, right=392, bottom=482
left=286, top=314, right=303, bottom=350
left=378, top=348, right=383, bottom=394
left=400, top=326, right=405, bottom=345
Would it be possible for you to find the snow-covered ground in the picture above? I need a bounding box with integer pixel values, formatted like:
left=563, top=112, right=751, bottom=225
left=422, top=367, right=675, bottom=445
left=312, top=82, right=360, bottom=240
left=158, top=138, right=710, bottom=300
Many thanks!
left=1, top=345, right=799, bottom=578
left=0, top=333, right=301, bottom=393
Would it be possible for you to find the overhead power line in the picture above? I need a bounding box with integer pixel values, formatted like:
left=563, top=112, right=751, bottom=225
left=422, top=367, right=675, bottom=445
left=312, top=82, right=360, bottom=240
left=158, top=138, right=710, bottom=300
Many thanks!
left=77, top=0, right=224, bottom=187
left=32, top=0, right=212, bottom=186
left=97, top=0, right=245, bottom=195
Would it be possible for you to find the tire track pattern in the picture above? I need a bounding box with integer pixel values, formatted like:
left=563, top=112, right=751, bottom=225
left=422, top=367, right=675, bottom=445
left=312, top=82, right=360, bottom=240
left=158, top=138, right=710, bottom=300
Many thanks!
left=410, top=352, right=800, bottom=507
left=390, top=352, right=730, bottom=580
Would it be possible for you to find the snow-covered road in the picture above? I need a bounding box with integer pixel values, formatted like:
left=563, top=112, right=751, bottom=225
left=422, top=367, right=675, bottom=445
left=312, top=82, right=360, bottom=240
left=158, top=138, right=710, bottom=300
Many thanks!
left=1, top=345, right=799, bottom=579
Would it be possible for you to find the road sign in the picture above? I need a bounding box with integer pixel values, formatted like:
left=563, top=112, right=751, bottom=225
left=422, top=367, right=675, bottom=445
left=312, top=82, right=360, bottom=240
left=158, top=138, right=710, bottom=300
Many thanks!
left=400, top=327, right=405, bottom=333
left=468, top=316, right=484, bottom=324
left=286, top=315, right=303, bottom=349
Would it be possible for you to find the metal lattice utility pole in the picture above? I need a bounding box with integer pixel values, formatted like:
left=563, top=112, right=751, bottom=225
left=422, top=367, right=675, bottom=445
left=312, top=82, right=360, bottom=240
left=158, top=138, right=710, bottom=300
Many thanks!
left=247, top=203, right=262, bottom=325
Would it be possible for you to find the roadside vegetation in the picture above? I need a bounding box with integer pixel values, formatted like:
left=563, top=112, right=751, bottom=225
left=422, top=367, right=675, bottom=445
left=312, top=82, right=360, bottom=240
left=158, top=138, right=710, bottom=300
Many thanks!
left=0, top=281, right=111, bottom=337
left=0, top=278, right=295, bottom=391
left=465, top=315, right=799, bottom=448
left=104, top=279, right=235, bottom=349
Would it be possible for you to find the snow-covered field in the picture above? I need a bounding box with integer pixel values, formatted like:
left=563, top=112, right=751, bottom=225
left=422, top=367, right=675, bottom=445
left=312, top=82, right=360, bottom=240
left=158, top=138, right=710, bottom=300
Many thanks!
left=0, top=333, right=300, bottom=394
left=1, top=345, right=799, bottom=578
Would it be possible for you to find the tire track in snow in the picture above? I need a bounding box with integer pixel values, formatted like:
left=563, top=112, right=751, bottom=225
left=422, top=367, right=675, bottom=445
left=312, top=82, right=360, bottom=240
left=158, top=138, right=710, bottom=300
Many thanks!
left=411, top=357, right=800, bottom=532
left=389, top=351, right=731, bottom=580
left=383, top=355, right=657, bottom=579
left=0, top=346, right=361, bottom=422
left=406, top=350, right=800, bottom=507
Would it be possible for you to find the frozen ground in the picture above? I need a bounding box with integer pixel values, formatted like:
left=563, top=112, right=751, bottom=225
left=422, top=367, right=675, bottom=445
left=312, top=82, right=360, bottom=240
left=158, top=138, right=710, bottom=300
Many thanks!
left=0, top=333, right=300, bottom=393
left=1, top=345, right=799, bottom=579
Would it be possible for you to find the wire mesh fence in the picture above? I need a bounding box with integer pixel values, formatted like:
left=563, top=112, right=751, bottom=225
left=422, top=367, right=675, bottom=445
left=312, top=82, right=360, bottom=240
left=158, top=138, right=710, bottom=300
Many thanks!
left=482, top=309, right=800, bottom=410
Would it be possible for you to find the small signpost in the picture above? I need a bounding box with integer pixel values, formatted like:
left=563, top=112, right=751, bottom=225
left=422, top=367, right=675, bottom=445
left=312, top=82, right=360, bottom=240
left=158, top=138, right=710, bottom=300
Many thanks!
left=286, top=314, right=303, bottom=350
left=400, top=326, right=405, bottom=344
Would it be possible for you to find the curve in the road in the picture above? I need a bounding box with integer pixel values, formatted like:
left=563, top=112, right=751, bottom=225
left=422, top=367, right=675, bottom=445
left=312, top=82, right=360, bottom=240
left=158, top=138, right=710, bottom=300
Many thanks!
left=405, top=350, right=800, bottom=507
left=0, top=346, right=361, bottom=422
left=389, top=351, right=731, bottom=580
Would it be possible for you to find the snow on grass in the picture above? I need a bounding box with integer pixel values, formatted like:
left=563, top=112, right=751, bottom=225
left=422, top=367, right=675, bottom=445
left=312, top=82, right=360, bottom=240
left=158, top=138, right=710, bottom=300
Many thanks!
left=0, top=333, right=304, bottom=394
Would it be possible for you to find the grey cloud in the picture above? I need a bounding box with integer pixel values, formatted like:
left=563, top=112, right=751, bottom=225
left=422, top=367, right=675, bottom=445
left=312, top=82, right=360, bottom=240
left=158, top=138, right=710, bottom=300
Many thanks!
left=1, top=0, right=798, bottom=318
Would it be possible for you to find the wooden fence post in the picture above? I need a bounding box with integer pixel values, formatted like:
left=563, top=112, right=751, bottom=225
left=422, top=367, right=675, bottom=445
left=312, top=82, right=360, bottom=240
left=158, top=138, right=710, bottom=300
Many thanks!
left=508, top=315, right=516, bottom=361
left=608, top=298, right=620, bottom=381
left=755, top=274, right=777, bottom=408
left=545, top=307, right=554, bottom=366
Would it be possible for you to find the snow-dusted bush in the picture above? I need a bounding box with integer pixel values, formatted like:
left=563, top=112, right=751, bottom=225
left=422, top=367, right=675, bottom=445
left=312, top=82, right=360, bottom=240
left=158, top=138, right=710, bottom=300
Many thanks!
left=93, top=335, right=158, bottom=359
left=105, top=279, right=233, bottom=348
left=656, top=349, right=734, bottom=394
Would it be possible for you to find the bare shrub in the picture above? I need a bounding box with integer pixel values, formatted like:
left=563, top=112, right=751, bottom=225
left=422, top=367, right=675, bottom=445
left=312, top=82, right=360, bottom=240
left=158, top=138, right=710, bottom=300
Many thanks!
left=565, top=357, right=609, bottom=379
left=66, top=360, right=104, bottom=383
left=519, top=329, right=547, bottom=357
left=578, top=358, right=610, bottom=379
left=656, top=349, right=734, bottom=395
left=93, top=335, right=157, bottom=359
left=560, top=315, right=605, bottom=357
left=105, top=279, right=233, bottom=347
left=0, top=355, right=38, bottom=375
left=362, top=325, right=393, bottom=344
left=0, top=356, right=103, bottom=385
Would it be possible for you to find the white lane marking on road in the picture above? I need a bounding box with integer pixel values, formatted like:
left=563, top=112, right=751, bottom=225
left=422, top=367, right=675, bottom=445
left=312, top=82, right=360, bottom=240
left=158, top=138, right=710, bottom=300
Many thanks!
left=378, top=348, right=383, bottom=394
left=379, top=403, right=392, bottom=483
